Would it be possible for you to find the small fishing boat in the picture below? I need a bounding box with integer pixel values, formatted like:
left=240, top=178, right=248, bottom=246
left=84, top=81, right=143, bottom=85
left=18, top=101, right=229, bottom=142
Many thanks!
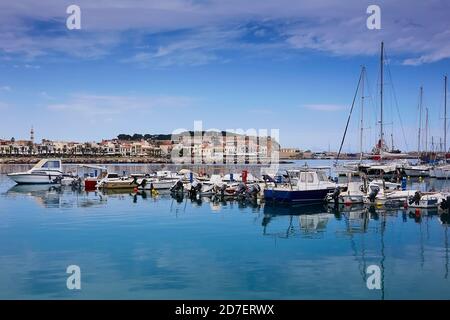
left=132, top=174, right=179, bottom=190
left=264, top=167, right=335, bottom=204
left=7, top=159, right=63, bottom=184
left=358, top=163, right=398, bottom=179
left=408, top=191, right=446, bottom=209
left=96, top=173, right=136, bottom=189
left=327, top=181, right=365, bottom=205
left=76, top=165, right=108, bottom=190
left=363, top=181, right=417, bottom=206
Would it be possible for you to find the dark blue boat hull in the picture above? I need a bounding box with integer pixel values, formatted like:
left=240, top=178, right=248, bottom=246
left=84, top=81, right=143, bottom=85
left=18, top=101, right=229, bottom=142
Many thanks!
left=264, top=188, right=332, bottom=204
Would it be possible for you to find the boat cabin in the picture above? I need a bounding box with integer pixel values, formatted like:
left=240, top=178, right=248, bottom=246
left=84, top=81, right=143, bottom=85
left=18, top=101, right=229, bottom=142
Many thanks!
left=31, top=159, right=62, bottom=172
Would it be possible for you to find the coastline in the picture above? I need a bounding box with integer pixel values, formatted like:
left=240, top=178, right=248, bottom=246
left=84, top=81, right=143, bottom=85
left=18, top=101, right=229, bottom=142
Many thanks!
left=0, top=156, right=170, bottom=165
left=0, top=156, right=296, bottom=165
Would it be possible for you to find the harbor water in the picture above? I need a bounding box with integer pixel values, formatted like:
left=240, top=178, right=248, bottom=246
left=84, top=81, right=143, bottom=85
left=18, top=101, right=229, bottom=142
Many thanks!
left=0, top=160, right=449, bottom=299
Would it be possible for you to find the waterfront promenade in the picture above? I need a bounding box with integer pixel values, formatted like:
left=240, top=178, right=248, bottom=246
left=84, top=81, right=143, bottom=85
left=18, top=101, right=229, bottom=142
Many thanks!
left=0, top=155, right=171, bottom=164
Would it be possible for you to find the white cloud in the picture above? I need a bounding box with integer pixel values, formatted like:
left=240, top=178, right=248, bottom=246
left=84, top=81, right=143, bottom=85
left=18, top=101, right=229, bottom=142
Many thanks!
left=0, top=1, right=449, bottom=65
left=304, top=104, right=346, bottom=112
left=47, top=93, right=195, bottom=117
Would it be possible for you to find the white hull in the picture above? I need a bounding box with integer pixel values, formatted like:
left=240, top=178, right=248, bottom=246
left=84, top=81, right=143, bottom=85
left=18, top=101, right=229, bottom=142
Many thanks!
left=98, top=180, right=136, bottom=189
left=137, top=180, right=176, bottom=190
left=408, top=199, right=439, bottom=209
left=404, top=167, right=429, bottom=177
left=7, top=172, right=62, bottom=184
left=434, top=168, right=450, bottom=179
left=327, top=194, right=364, bottom=205
left=429, top=168, right=436, bottom=178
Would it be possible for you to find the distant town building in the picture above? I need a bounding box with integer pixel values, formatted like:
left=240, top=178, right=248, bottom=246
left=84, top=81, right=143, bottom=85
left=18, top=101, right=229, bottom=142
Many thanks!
left=280, top=148, right=301, bottom=159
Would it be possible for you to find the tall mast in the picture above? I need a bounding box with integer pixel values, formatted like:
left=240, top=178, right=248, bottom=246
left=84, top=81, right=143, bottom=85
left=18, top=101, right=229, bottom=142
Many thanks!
left=391, top=133, right=394, bottom=151
left=445, top=75, right=448, bottom=154
left=360, top=66, right=365, bottom=161
left=425, top=107, right=429, bottom=154
left=432, top=136, right=434, bottom=153
left=418, top=86, right=423, bottom=155
left=380, top=42, right=384, bottom=152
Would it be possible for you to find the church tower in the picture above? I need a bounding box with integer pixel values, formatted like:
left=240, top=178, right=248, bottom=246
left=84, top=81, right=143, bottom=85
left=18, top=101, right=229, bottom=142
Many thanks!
left=30, top=126, right=34, bottom=143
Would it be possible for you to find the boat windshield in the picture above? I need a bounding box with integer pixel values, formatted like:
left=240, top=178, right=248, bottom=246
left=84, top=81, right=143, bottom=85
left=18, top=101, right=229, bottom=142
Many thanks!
left=41, top=160, right=61, bottom=169
left=299, top=172, right=315, bottom=183
left=107, top=174, right=119, bottom=178
left=317, top=171, right=328, bottom=182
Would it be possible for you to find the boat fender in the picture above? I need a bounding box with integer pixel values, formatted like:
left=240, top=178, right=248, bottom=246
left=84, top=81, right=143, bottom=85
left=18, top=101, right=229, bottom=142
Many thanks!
left=415, top=208, right=421, bottom=217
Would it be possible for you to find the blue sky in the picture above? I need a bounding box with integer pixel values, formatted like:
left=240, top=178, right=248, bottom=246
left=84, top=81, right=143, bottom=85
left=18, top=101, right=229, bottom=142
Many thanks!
left=0, top=0, right=449, bottom=151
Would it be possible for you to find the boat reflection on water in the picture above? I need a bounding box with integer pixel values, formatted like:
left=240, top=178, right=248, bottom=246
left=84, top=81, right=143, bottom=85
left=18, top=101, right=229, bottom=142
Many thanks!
left=261, top=203, right=332, bottom=239
left=5, top=184, right=108, bottom=209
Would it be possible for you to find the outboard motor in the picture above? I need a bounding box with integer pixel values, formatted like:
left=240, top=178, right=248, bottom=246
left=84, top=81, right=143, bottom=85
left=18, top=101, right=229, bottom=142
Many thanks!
left=247, top=184, right=261, bottom=200
left=331, top=187, right=341, bottom=204
left=235, top=182, right=247, bottom=199
left=170, top=180, right=184, bottom=194
left=409, top=191, right=422, bottom=205
left=440, top=197, right=450, bottom=225
left=440, top=196, right=450, bottom=211
left=71, top=176, right=82, bottom=189
left=189, top=181, right=202, bottom=199
left=368, top=186, right=379, bottom=203
left=220, top=184, right=227, bottom=198
left=52, top=176, right=63, bottom=184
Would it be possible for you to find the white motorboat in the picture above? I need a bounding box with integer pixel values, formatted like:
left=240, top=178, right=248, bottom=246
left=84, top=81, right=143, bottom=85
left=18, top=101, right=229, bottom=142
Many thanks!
left=134, top=176, right=179, bottom=190
left=7, top=159, right=63, bottom=184
left=434, top=165, right=450, bottom=179
left=327, top=181, right=365, bottom=205
left=408, top=191, right=447, bottom=209
left=358, top=163, right=399, bottom=179
left=97, top=173, right=136, bottom=189
left=363, top=181, right=417, bottom=206
left=404, top=164, right=430, bottom=177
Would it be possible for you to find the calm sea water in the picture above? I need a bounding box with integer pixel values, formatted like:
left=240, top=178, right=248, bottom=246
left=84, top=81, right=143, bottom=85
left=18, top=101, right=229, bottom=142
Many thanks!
left=0, top=160, right=449, bottom=299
